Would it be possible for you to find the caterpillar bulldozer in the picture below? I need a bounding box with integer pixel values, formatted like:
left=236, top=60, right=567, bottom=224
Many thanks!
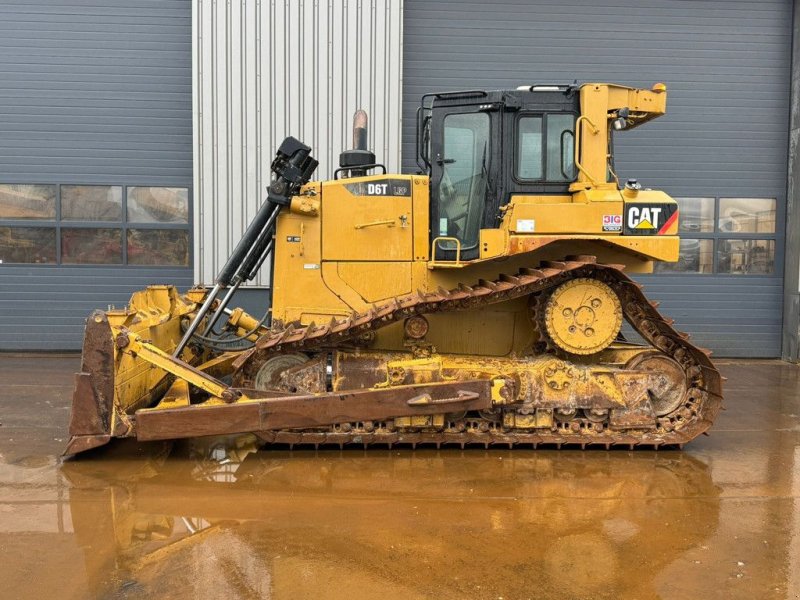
left=64, top=82, right=723, bottom=456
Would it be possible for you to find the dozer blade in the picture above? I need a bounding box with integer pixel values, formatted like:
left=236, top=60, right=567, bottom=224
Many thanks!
left=65, top=285, right=201, bottom=456
left=65, top=311, right=117, bottom=455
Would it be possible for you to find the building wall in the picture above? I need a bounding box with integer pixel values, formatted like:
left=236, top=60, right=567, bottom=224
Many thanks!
left=0, top=0, right=194, bottom=350
left=193, top=0, right=404, bottom=286
left=0, top=0, right=792, bottom=356
left=783, top=0, right=800, bottom=360
left=403, top=0, right=792, bottom=357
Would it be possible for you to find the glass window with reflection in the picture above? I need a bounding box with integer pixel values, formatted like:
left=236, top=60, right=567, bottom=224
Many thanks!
left=0, top=184, right=56, bottom=220
left=61, top=185, right=122, bottom=221
left=517, top=114, right=575, bottom=182
left=675, top=197, right=714, bottom=233
left=0, top=182, right=190, bottom=267
left=654, top=239, right=713, bottom=274
left=717, top=239, right=775, bottom=275
left=127, top=187, right=189, bottom=224
left=438, top=112, right=490, bottom=248
left=0, top=226, right=56, bottom=264
left=61, top=228, right=122, bottom=264
left=718, top=198, right=776, bottom=234
left=127, top=229, right=190, bottom=266
left=546, top=114, right=575, bottom=181
left=517, top=116, right=543, bottom=180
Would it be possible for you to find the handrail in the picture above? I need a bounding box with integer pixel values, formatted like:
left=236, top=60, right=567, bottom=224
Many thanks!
left=574, top=115, right=600, bottom=186
left=429, top=236, right=463, bottom=268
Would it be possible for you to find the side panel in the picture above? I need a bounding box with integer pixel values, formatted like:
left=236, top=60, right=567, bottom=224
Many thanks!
left=271, top=212, right=352, bottom=325
left=337, top=262, right=412, bottom=303
left=321, top=177, right=414, bottom=261
left=505, top=199, right=624, bottom=235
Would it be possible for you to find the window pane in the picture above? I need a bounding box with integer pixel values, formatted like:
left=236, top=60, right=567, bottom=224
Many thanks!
left=517, top=117, right=543, bottom=179
left=61, top=185, right=122, bottom=221
left=438, top=112, right=490, bottom=249
left=717, top=239, right=775, bottom=275
left=654, top=239, right=713, bottom=274
left=718, top=198, right=776, bottom=233
left=61, top=228, right=122, bottom=264
left=0, top=227, right=55, bottom=263
left=675, top=197, right=714, bottom=233
left=127, top=187, right=189, bottom=223
left=0, top=184, right=56, bottom=219
left=127, top=229, right=189, bottom=266
left=546, top=114, right=575, bottom=181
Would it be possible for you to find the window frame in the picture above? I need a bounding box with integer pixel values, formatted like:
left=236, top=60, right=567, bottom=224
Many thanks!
left=513, top=111, right=577, bottom=185
left=0, top=182, right=192, bottom=268
left=655, top=196, right=782, bottom=277
left=439, top=110, right=491, bottom=250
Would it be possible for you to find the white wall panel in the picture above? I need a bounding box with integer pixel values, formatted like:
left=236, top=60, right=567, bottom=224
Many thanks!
left=193, top=0, right=403, bottom=286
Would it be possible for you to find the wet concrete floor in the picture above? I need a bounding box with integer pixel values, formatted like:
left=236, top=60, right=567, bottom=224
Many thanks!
left=0, top=355, right=799, bottom=599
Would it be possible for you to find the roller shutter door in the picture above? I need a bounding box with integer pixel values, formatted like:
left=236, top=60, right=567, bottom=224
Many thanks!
left=0, top=1, right=193, bottom=350
left=402, top=0, right=791, bottom=357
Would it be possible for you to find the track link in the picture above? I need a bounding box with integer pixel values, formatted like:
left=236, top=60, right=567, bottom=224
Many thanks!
left=233, top=257, right=723, bottom=448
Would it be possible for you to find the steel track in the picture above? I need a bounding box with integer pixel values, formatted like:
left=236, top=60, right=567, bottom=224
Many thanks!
left=232, top=257, right=723, bottom=448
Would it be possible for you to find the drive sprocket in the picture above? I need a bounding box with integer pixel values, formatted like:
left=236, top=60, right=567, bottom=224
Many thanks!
left=536, top=277, right=623, bottom=356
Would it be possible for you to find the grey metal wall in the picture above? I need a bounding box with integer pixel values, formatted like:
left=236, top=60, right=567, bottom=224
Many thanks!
left=193, top=0, right=403, bottom=286
left=403, top=0, right=792, bottom=357
left=0, top=1, right=193, bottom=351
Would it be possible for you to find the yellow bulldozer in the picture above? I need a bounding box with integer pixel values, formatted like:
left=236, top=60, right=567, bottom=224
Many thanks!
left=64, top=82, right=722, bottom=456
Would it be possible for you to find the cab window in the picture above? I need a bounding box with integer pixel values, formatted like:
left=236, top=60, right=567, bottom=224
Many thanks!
left=517, top=117, right=543, bottom=179
left=516, top=113, right=575, bottom=182
left=437, top=112, right=490, bottom=249
left=547, top=114, right=575, bottom=181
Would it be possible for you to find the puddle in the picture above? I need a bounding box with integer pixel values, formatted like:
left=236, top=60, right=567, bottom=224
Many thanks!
left=44, top=439, right=723, bottom=599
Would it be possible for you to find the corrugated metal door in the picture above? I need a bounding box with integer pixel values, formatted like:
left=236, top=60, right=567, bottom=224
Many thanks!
left=402, top=0, right=791, bottom=357
left=0, top=1, right=193, bottom=350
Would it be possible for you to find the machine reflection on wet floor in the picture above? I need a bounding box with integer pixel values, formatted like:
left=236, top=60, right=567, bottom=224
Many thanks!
left=61, top=437, right=721, bottom=599
left=3, top=357, right=799, bottom=599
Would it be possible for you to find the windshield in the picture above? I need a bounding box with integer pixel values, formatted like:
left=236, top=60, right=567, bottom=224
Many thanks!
left=437, top=112, right=490, bottom=250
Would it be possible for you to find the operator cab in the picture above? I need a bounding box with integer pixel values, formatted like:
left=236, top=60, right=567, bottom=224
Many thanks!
left=417, top=85, right=581, bottom=260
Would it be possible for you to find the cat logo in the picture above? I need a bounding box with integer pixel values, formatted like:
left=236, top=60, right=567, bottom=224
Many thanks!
left=629, top=206, right=660, bottom=230
left=623, top=203, right=678, bottom=236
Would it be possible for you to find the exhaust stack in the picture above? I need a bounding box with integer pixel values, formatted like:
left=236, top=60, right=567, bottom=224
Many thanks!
left=339, top=109, right=376, bottom=177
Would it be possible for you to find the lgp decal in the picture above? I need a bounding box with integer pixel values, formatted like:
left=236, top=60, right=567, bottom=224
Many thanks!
left=602, top=214, right=622, bottom=232
left=623, top=203, right=678, bottom=236
left=344, top=178, right=411, bottom=197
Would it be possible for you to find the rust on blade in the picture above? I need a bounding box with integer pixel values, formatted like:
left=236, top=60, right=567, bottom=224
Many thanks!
left=134, top=380, right=492, bottom=442
left=64, top=311, right=117, bottom=455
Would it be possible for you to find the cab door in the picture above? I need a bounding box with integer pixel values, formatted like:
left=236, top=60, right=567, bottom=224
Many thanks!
left=430, top=108, right=494, bottom=261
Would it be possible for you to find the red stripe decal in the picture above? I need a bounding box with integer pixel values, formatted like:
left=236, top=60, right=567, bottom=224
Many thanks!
left=658, top=210, right=678, bottom=234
